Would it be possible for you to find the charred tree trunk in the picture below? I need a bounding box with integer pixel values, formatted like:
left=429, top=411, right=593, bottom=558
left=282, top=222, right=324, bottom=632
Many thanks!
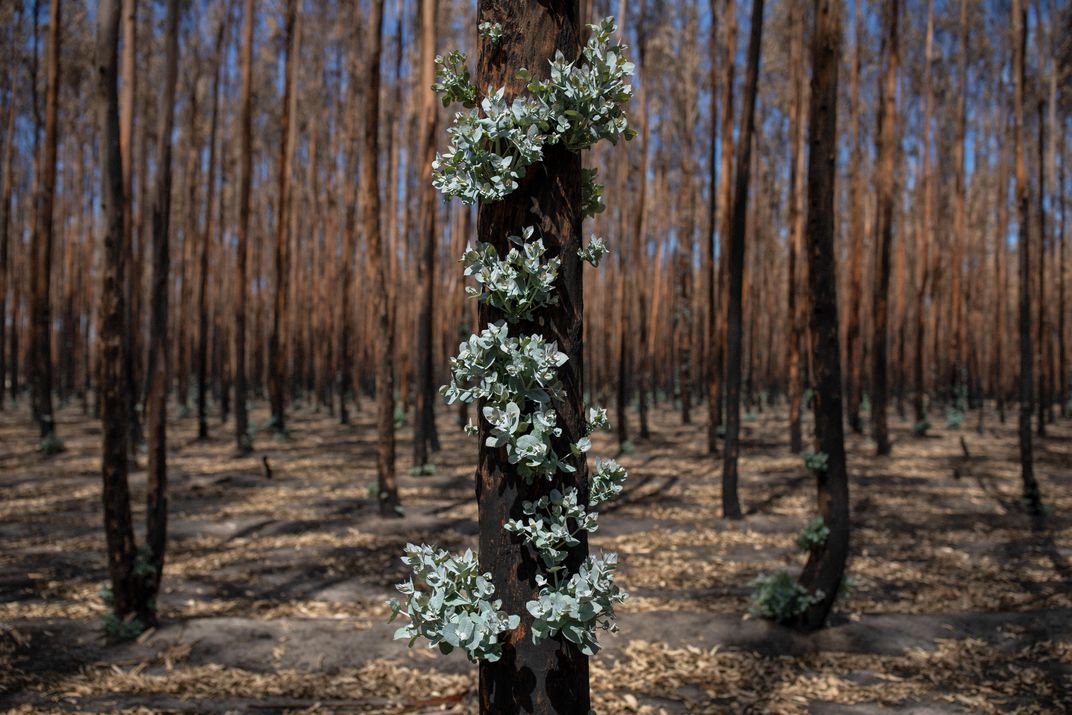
left=913, top=0, right=934, bottom=434
left=413, top=0, right=440, bottom=468
left=197, top=17, right=227, bottom=440
left=120, top=0, right=142, bottom=455
left=949, top=0, right=968, bottom=402
left=1059, top=125, right=1067, bottom=418
left=95, top=0, right=142, bottom=629
left=364, top=0, right=400, bottom=517
left=843, top=0, right=863, bottom=434
left=269, top=0, right=297, bottom=435
left=233, top=0, right=254, bottom=454
left=869, top=0, right=898, bottom=457
left=634, top=13, right=651, bottom=442
left=338, top=75, right=358, bottom=426
left=786, top=0, right=806, bottom=455
left=475, top=2, right=589, bottom=711
left=0, top=64, right=16, bottom=412
left=795, top=0, right=848, bottom=632
left=145, top=0, right=180, bottom=612
left=721, top=0, right=764, bottom=520
left=704, top=0, right=720, bottom=454
left=1036, top=100, right=1047, bottom=437
left=709, top=0, right=736, bottom=454
left=29, top=0, right=62, bottom=447
left=1012, top=0, right=1040, bottom=513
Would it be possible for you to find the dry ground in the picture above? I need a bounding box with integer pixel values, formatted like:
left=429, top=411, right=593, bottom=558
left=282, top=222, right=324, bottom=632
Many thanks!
left=0, top=396, right=1070, bottom=714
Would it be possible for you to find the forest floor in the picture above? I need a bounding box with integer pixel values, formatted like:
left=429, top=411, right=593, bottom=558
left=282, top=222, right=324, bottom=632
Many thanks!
left=0, top=398, right=1070, bottom=714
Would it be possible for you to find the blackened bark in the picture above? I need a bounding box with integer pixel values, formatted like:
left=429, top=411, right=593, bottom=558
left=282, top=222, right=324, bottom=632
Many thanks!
left=709, top=0, right=736, bottom=454
left=198, top=16, right=227, bottom=441
left=120, top=0, right=141, bottom=457
left=721, top=0, right=764, bottom=521
left=145, top=0, right=180, bottom=610
left=1012, top=0, right=1040, bottom=513
left=704, top=0, right=720, bottom=453
left=29, top=0, right=61, bottom=444
left=0, top=67, right=16, bottom=411
left=269, top=0, right=297, bottom=434
left=786, top=0, right=806, bottom=455
left=634, top=29, right=651, bottom=443
left=234, top=0, right=254, bottom=454
left=913, top=0, right=934, bottom=433
left=475, top=3, right=589, bottom=711
left=794, top=0, right=849, bottom=632
left=364, top=0, right=400, bottom=517
left=413, top=0, right=440, bottom=467
left=1036, top=100, right=1047, bottom=437
left=844, top=0, right=863, bottom=434
left=870, top=0, right=898, bottom=456
left=96, top=0, right=141, bottom=627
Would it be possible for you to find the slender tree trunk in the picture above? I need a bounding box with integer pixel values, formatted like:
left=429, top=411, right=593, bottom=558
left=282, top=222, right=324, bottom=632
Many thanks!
left=413, top=0, right=440, bottom=467
left=176, top=71, right=199, bottom=415
left=234, top=0, right=254, bottom=454
left=704, top=0, right=720, bottom=453
left=197, top=17, right=227, bottom=441
left=1012, top=0, right=1040, bottom=513
left=615, top=142, right=630, bottom=449
left=949, top=0, right=968, bottom=400
left=786, top=0, right=806, bottom=454
left=1059, top=123, right=1067, bottom=417
left=475, top=3, right=589, bottom=710
left=338, top=73, right=358, bottom=426
left=869, top=0, right=898, bottom=456
left=795, top=0, right=848, bottom=632
left=96, top=0, right=141, bottom=629
left=844, top=0, right=863, bottom=433
left=29, top=0, right=62, bottom=446
left=145, top=0, right=180, bottom=609
left=0, top=67, right=17, bottom=411
left=721, top=0, right=764, bottom=520
left=710, top=0, right=736, bottom=453
left=1036, top=100, right=1047, bottom=436
left=995, top=100, right=1010, bottom=423
left=120, top=0, right=140, bottom=455
left=913, top=0, right=934, bottom=433
left=633, top=6, right=651, bottom=441
left=364, top=0, right=400, bottom=517
left=269, top=0, right=298, bottom=434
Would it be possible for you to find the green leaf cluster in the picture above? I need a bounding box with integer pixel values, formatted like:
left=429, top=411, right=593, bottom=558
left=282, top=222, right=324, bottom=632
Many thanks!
left=388, top=544, right=519, bottom=663
left=432, top=18, right=635, bottom=205
left=748, top=571, right=823, bottom=623
left=589, top=458, right=627, bottom=506
left=505, top=487, right=597, bottom=573
left=462, top=227, right=560, bottom=321
left=527, top=553, right=627, bottom=655
left=478, top=21, right=503, bottom=44
left=803, top=450, right=829, bottom=472
left=795, top=516, right=830, bottom=551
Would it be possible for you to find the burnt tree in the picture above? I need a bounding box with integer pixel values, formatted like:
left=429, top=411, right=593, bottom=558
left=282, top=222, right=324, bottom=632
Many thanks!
left=794, top=0, right=849, bottom=632
left=869, top=0, right=898, bottom=456
left=233, top=0, right=254, bottom=454
left=1012, top=0, right=1041, bottom=513
left=29, top=0, right=61, bottom=448
left=721, top=0, right=764, bottom=520
left=413, top=0, right=441, bottom=467
left=475, top=2, right=589, bottom=710
left=145, top=0, right=181, bottom=611
left=364, top=0, right=401, bottom=516
left=95, top=0, right=141, bottom=629
left=268, top=0, right=298, bottom=434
